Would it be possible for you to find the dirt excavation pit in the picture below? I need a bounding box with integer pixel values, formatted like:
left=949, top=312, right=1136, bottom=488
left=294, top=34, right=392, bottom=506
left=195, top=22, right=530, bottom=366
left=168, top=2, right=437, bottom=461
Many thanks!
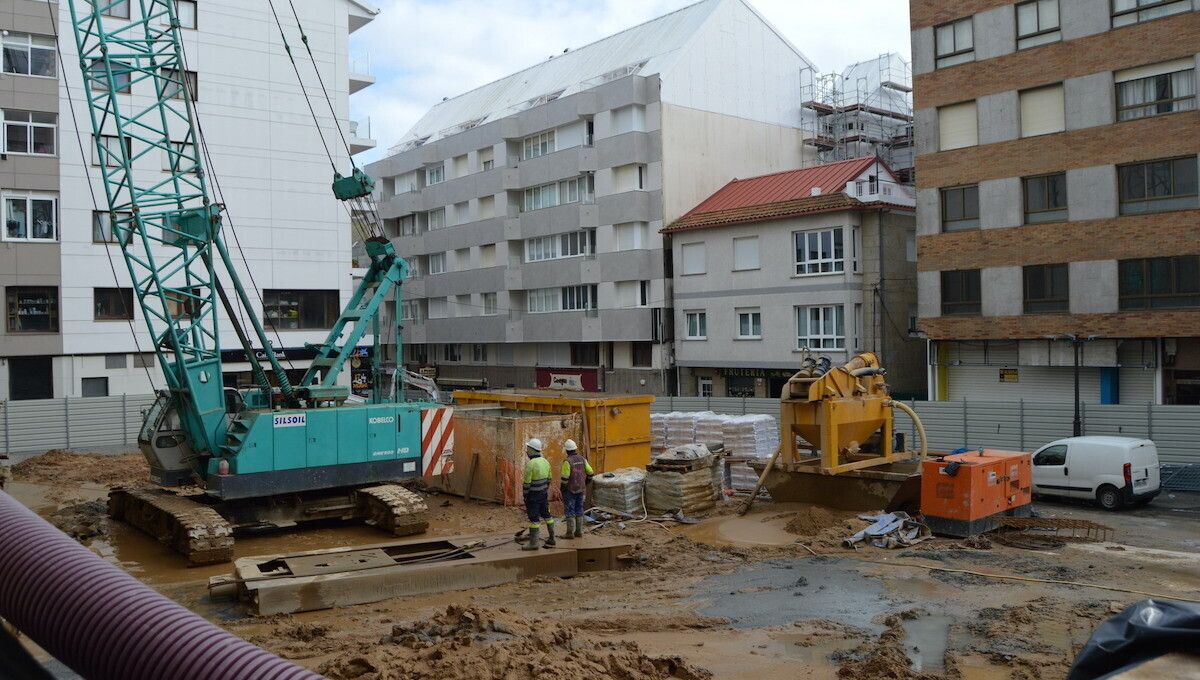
left=312, top=605, right=714, bottom=680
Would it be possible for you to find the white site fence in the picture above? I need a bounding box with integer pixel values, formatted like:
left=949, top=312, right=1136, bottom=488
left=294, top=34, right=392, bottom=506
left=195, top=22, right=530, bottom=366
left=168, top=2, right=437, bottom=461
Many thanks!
left=1, top=395, right=157, bottom=455
left=650, top=397, right=1200, bottom=466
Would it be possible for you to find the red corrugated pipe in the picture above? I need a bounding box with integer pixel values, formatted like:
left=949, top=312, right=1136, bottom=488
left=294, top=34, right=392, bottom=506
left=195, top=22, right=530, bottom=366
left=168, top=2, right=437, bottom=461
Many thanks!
left=0, top=491, right=322, bottom=680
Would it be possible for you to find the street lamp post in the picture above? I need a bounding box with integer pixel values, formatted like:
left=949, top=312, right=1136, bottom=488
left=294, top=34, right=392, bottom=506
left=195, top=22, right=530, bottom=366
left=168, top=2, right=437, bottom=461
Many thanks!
left=1045, top=334, right=1098, bottom=438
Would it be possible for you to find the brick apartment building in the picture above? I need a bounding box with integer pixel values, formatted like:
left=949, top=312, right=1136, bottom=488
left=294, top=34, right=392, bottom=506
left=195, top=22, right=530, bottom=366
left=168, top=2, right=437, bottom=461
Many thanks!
left=911, top=0, right=1199, bottom=404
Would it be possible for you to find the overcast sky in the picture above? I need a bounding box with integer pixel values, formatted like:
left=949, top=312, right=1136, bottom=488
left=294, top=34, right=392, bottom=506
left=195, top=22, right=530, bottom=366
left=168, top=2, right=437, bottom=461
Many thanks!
left=349, top=0, right=912, bottom=163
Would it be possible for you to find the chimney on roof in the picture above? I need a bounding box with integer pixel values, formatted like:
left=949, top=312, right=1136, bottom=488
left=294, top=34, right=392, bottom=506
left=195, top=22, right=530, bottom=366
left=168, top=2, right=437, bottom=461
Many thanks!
left=811, top=187, right=822, bottom=196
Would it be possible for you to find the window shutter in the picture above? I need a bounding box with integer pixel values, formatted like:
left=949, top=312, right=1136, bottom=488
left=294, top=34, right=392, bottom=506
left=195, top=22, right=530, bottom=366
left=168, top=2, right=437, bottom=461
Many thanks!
left=682, top=243, right=705, bottom=275
left=1020, top=85, right=1065, bottom=137
left=733, top=237, right=759, bottom=270
left=1115, top=58, right=1195, bottom=84
left=938, top=101, right=978, bottom=150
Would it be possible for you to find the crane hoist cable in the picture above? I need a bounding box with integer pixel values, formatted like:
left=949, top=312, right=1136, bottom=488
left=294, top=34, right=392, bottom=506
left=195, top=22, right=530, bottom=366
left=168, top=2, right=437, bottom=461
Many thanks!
left=284, top=0, right=355, bottom=163
left=45, top=0, right=158, bottom=390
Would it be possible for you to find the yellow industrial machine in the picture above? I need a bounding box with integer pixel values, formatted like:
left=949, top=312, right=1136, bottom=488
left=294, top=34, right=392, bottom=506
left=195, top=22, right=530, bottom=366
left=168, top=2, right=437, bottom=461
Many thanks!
left=745, top=353, right=928, bottom=512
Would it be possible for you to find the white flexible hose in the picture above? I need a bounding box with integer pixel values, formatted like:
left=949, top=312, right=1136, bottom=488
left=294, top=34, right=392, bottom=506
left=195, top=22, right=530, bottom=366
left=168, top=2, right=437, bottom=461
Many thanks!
left=888, top=400, right=928, bottom=463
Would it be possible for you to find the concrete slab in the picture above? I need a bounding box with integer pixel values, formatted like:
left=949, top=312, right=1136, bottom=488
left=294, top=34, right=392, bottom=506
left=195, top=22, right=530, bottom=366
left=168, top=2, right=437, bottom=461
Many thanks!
left=229, top=533, right=632, bottom=615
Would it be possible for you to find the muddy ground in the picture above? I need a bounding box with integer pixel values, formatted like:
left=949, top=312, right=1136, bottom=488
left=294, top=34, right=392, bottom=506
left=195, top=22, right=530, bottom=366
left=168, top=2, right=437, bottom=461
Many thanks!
left=8, top=451, right=1200, bottom=679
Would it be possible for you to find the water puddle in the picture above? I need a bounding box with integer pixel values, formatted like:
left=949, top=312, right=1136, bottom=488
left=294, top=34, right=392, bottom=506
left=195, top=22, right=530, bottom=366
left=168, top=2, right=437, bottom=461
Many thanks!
left=683, top=514, right=798, bottom=548
left=903, top=613, right=951, bottom=672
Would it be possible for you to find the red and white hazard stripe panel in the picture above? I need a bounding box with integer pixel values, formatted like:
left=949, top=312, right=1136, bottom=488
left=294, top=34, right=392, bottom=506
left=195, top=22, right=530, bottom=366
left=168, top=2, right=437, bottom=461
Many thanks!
left=421, top=407, right=455, bottom=477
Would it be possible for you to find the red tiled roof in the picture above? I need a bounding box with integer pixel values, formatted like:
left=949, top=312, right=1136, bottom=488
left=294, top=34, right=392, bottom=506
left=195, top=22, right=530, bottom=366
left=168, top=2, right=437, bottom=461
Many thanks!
left=686, top=157, right=878, bottom=215
left=663, top=157, right=905, bottom=234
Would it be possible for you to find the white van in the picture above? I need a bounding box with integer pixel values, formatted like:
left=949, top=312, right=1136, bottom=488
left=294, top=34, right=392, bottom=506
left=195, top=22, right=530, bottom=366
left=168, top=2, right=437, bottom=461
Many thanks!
left=1030, top=436, right=1161, bottom=510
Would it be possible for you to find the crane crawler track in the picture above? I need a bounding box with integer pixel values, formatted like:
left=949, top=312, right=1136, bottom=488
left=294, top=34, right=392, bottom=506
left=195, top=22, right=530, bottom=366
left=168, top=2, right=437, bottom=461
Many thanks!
left=355, top=484, right=429, bottom=537
left=108, top=487, right=234, bottom=566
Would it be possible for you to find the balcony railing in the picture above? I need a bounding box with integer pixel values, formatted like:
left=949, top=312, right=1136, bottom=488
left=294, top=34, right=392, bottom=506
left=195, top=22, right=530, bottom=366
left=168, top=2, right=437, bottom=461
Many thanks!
left=349, top=117, right=371, bottom=139
left=349, top=54, right=372, bottom=76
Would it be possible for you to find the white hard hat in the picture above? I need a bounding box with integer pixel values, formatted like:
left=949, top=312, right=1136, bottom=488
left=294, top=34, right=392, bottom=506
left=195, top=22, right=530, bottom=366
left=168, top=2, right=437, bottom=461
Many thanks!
left=564, top=439, right=578, bottom=452
left=526, top=438, right=544, bottom=453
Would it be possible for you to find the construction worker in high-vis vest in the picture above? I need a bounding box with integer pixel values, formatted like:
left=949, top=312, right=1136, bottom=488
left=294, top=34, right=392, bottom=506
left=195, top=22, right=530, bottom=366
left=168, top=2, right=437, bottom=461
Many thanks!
left=558, top=439, right=593, bottom=539
left=521, top=438, right=555, bottom=550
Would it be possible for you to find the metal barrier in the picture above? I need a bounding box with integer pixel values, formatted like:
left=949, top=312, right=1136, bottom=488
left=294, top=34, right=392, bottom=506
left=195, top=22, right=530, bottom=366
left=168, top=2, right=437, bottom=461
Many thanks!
left=650, top=397, right=1200, bottom=466
left=0, top=395, right=155, bottom=455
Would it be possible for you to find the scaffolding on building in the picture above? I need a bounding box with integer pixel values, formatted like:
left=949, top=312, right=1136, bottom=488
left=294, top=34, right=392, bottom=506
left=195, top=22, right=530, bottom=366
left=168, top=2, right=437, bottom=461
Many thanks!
left=800, top=53, right=914, bottom=184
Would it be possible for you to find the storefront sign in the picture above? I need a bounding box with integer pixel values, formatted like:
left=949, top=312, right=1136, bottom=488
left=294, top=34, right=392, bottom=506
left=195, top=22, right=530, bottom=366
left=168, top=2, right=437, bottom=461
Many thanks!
left=536, top=368, right=598, bottom=392
left=419, top=366, right=439, bottom=379
left=999, top=369, right=1019, bottom=383
left=717, top=367, right=795, bottom=379
left=220, top=346, right=373, bottom=363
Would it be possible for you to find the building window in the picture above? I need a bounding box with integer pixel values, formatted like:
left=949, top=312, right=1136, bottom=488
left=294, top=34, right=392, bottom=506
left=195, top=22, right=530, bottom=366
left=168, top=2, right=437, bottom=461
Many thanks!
left=134, top=353, right=155, bottom=368
left=104, top=354, right=128, bottom=370
left=1116, top=61, right=1196, bottom=121
left=93, top=134, right=131, bottom=167
left=1119, top=256, right=1200, bottom=309
left=263, top=289, right=339, bottom=329
left=174, top=0, right=198, bottom=29
left=3, top=194, right=57, bottom=242
left=482, top=159, right=494, bottom=171
left=941, top=269, right=982, bottom=316
left=522, top=177, right=585, bottom=212
left=522, top=130, right=555, bottom=160
left=906, top=233, right=917, bottom=262
left=442, top=344, right=462, bottom=362
left=399, top=215, right=417, bottom=235
left=3, top=109, right=56, bottom=155
left=482, top=292, right=498, bottom=316
left=561, top=284, right=597, bottom=312
left=796, top=305, right=845, bottom=350
left=637, top=280, right=650, bottom=308
left=1112, top=0, right=1191, bottom=28
left=400, top=300, right=420, bottom=321
left=425, top=164, right=444, bottom=186
left=1118, top=157, right=1199, bottom=215
left=615, top=222, right=649, bottom=250
left=637, top=165, right=646, bottom=190
left=681, top=242, right=706, bottom=275
left=726, top=375, right=756, bottom=398
left=1019, top=84, right=1065, bottom=137
left=527, top=285, right=598, bottom=313
left=1023, top=264, right=1069, bottom=313
left=160, top=68, right=197, bottom=101
left=698, top=376, right=714, bottom=397
left=162, top=141, right=198, bottom=174
left=937, top=101, right=978, bottom=150
left=570, top=342, right=600, bottom=367
left=934, top=17, right=974, bottom=69
left=631, top=342, right=653, bottom=368
left=81, top=377, right=109, bottom=398
left=1023, top=173, right=1068, bottom=223
left=89, top=59, right=132, bottom=93
left=524, top=228, right=595, bottom=262
left=794, top=228, right=844, bottom=275
left=104, top=0, right=130, bottom=18
left=685, top=311, right=707, bottom=340
left=941, top=185, right=980, bottom=231
left=94, top=287, right=134, bottom=321
left=737, top=309, right=762, bottom=339
left=93, top=211, right=132, bottom=243
left=471, top=343, right=488, bottom=363
left=425, top=208, right=446, bottom=231
left=2, top=33, right=56, bottom=78
left=732, top=236, right=760, bottom=271
left=428, top=252, right=446, bottom=274
left=1016, top=0, right=1061, bottom=49
left=6, top=286, right=58, bottom=332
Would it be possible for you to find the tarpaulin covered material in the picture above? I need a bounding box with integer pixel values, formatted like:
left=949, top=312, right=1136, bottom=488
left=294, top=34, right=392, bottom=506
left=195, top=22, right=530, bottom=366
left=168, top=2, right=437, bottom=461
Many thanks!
left=1068, top=599, right=1200, bottom=680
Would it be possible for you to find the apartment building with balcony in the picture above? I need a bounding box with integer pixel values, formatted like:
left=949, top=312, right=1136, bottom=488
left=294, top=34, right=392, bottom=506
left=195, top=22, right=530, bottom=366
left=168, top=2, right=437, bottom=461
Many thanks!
left=369, top=0, right=814, bottom=394
left=0, top=0, right=378, bottom=400
left=911, top=0, right=1200, bottom=404
left=665, top=157, right=923, bottom=399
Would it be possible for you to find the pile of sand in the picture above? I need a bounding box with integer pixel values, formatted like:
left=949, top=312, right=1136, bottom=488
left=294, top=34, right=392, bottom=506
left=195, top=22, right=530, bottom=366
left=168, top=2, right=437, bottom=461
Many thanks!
left=782, top=505, right=867, bottom=552
left=316, top=605, right=713, bottom=680
left=48, top=499, right=108, bottom=542
left=834, top=611, right=934, bottom=680
left=13, top=450, right=148, bottom=488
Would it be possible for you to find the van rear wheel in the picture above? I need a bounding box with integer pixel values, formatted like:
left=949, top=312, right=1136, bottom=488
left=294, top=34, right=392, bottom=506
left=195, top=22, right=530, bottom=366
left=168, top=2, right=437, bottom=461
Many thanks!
left=1096, top=485, right=1122, bottom=511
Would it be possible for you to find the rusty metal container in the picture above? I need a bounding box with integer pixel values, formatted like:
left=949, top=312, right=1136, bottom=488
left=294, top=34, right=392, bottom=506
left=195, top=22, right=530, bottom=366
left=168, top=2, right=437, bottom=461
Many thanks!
left=452, top=390, right=654, bottom=472
left=437, top=406, right=582, bottom=507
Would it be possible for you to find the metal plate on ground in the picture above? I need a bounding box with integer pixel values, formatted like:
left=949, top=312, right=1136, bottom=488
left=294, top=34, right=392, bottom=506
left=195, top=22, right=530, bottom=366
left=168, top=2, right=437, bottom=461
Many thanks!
left=284, top=549, right=397, bottom=576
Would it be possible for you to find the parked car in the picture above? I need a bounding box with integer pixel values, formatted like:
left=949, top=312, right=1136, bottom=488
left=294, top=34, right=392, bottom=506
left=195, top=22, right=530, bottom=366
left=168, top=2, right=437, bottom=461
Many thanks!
left=1030, top=436, right=1161, bottom=510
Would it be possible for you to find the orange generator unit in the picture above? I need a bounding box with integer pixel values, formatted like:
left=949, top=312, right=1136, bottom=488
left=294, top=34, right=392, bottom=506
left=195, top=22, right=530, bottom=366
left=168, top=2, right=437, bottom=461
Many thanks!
left=920, top=450, right=1033, bottom=537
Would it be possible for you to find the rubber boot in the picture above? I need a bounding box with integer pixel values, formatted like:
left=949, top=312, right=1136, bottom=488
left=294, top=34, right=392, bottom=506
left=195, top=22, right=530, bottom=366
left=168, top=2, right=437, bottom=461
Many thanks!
left=573, top=516, right=583, bottom=538
left=522, top=527, right=540, bottom=551
left=560, top=517, right=576, bottom=540
left=544, top=521, right=557, bottom=548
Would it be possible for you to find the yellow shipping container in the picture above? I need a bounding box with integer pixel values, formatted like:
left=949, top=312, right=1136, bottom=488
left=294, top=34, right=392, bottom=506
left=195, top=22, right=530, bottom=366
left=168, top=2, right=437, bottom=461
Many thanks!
left=452, top=390, right=654, bottom=472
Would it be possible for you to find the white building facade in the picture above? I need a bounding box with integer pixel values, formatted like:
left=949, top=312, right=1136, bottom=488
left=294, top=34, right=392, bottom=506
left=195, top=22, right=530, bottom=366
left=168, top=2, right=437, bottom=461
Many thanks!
left=0, top=0, right=377, bottom=400
left=369, top=0, right=816, bottom=395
